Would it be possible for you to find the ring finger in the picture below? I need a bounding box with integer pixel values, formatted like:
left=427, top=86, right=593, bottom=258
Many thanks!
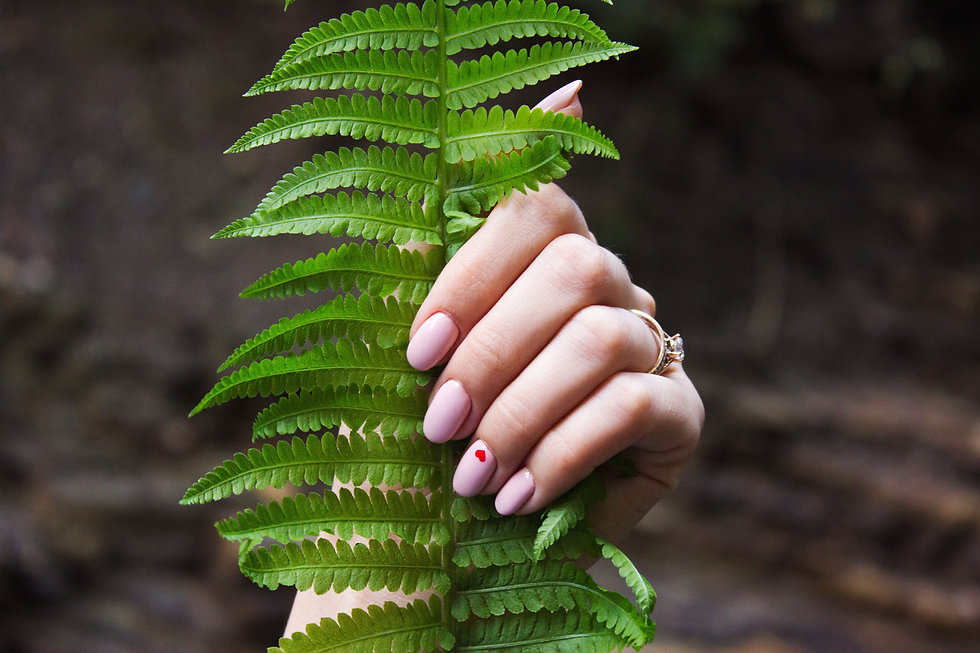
left=451, top=304, right=662, bottom=498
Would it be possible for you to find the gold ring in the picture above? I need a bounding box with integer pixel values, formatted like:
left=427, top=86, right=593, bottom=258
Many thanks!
left=630, top=309, right=685, bottom=375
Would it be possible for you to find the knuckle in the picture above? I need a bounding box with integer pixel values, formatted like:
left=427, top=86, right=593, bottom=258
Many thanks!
left=609, top=377, right=655, bottom=426
left=568, top=306, right=634, bottom=365
left=543, top=234, right=623, bottom=298
left=515, top=185, right=587, bottom=234
left=543, top=435, right=589, bottom=482
left=482, top=395, right=536, bottom=453
left=458, top=326, right=508, bottom=377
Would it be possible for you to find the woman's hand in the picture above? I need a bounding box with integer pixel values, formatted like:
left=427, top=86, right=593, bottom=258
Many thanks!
left=406, top=82, right=703, bottom=538
left=285, top=82, right=703, bottom=635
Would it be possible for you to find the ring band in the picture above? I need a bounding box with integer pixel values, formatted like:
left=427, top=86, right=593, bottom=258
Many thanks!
left=630, top=309, right=685, bottom=375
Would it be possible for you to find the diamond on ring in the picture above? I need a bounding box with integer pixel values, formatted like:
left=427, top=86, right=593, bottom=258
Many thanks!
left=629, top=309, right=684, bottom=375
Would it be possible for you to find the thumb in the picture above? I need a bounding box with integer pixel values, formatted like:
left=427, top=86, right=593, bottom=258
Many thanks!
left=533, top=79, right=583, bottom=119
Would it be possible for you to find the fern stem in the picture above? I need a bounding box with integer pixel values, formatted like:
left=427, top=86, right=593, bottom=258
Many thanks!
left=434, top=1, right=456, bottom=646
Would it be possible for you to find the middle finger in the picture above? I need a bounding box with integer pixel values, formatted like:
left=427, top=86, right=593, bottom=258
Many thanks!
left=422, top=233, right=635, bottom=443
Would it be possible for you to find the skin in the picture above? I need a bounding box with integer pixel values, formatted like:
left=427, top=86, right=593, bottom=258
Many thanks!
left=284, top=84, right=704, bottom=635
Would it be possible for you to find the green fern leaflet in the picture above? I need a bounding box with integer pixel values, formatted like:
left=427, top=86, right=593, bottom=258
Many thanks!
left=185, top=0, right=655, bottom=650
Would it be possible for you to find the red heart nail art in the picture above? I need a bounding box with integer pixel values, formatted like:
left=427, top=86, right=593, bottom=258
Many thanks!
left=475, top=449, right=486, bottom=462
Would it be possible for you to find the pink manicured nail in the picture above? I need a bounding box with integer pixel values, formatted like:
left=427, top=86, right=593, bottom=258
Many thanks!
left=453, top=441, right=497, bottom=497
left=423, top=380, right=471, bottom=443
left=495, top=468, right=535, bottom=515
left=407, top=312, right=458, bottom=370
left=534, top=79, right=583, bottom=113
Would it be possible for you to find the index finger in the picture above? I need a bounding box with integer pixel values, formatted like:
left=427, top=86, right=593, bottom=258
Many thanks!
left=405, top=81, right=591, bottom=370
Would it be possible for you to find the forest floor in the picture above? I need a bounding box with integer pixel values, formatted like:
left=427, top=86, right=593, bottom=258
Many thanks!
left=1, top=1, right=978, bottom=652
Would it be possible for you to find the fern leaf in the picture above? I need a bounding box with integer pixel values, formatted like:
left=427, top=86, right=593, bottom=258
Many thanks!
left=273, top=2, right=439, bottom=71
left=191, top=339, right=429, bottom=415
left=272, top=597, right=453, bottom=653
left=216, top=487, right=448, bottom=546
left=453, top=560, right=653, bottom=649
left=445, top=136, right=570, bottom=215
left=249, top=49, right=440, bottom=98
left=445, top=104, right=619, bottom=161
left=219, top=295, right=413, bottom=372
left=447, top=41, right=636, bottom=109
left=446, top=0, right=611, bottom=55
left=239, top=243, right=440, bottom=304
left=180, top=433, right=440, bottom=505
left=253, top=385, right=426, bottom=440
left=454, top=516, right=598, bottom=568
left=597, top=537, right=656, bottom=616
left=213, top=191, right=440, bottom=245
left=455, top=610, right=627, bottom=652
left=451, top=494, right=495, bottom=522
left=227, top=94, right=440, bottom=153
left=242, top=538, right=450, bottom=595
left=255, top=147, right=437, bottom=212
left=533, top=471, right=605, bottom=560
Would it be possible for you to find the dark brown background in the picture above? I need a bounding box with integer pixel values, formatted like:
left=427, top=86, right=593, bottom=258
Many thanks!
left=1, top=1, right=977, bottom=651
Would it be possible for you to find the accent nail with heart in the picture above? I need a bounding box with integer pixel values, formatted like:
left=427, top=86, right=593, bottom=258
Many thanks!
left=453, top=440, right=496, bottom=497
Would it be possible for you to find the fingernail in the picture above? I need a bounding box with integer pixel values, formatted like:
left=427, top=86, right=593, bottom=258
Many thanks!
left=453, top=440, right=496, bottom=497
left=423, top=380, right=471, bottom=443
left=534, top=79, right=583, bottom=113
left=495, top=468, right=535, bottom=515
left=407, top=312, right=458, bottom=370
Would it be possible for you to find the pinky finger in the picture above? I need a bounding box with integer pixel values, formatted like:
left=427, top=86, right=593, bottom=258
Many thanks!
left=496, top=371, right=689, bottom=515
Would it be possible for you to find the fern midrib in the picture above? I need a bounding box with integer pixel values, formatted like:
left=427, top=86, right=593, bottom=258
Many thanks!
left=252, top=103, right=439, bottom=147
left=448, top=41, right=618, bottom=97
left=446, top=17, right=597, bottom=49
left=265, top=56, right=439, bottom=91
left=450, top=148, right=565, bottom=195
left=456, top=630, right=612, bottom=652
left=224, top=513, right=441, bottom=540
left=251, top=262, right=437, bottom=295
left=224, top=205, right=440, bottom=238
left=261, top=165, right=437, bottom=211
left=205, top=451, right=441, bottom=486
left=285, top=25, right=439, bottom=69
left=258, top=401, right=424, bottom=428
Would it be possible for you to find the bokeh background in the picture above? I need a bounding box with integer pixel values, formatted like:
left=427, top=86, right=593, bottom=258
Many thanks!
left=1, top=0, right=977, bottom=651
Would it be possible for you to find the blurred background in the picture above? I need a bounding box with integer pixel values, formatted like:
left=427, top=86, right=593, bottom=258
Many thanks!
left=1, top=0, right=977, bottom=651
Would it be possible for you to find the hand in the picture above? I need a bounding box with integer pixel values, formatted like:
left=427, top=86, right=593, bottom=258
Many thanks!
left=285, top=82, right=704, bottom=635
left=406, top=82, right=703, bottom=537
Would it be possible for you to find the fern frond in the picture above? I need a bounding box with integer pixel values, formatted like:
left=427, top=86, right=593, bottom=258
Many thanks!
left=213, top=191, right=440, bottom=245
left=219, top=295, right=413, bottom=372
left=272, top=597, right=453, bottom=653
left=454, top=516, right=598, bottom=568
left=255, top=147, right=437, bottom=212
left=533, top=471, right=605, bottom=560
left=227, top=94, right=440, bottom=153
left=192, top=339, right=429, bottom=415
left=249, top=49, right=440, bottom=98
left=216, top=487, right=447, bottom=545
left=180, top=433, right=440, bottom=505
left=453, top=560, right=654, bottom=649
left=253, top=385, right=426, bottom=440
left=239, top=243, right=440, bottom=304
left=455, top=610, right=627, bottom=652
left=273, top=2, right=440, bottom=71
left=597, top=537, right=656, bottom=616
left=446, top=0, right=611, bottom=55
left=242, top=537, right=450, bottom=594
left=447, top=41, right=636, bottom=109
left=445, top=136, right=570, bottom=215
left=446, top=104, right=619, bottom=161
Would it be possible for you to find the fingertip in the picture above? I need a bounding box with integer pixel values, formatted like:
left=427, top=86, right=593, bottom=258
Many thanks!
left=534, top=80, right=584, bottom=118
